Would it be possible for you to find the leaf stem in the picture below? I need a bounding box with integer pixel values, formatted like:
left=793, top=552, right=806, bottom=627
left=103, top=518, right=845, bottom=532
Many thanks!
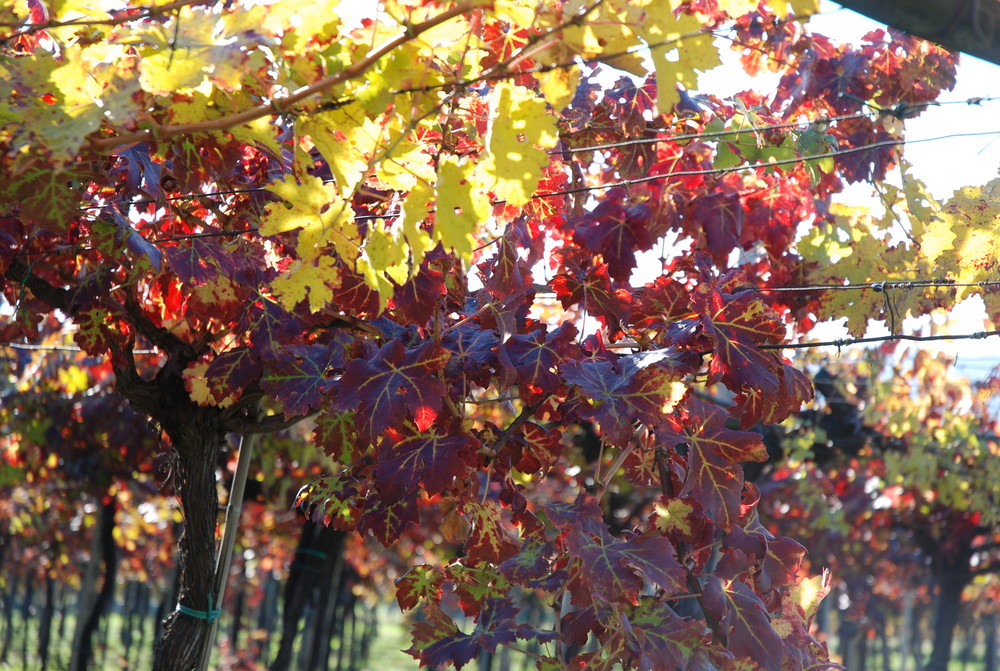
left=499, top=642, right=545, bottom=661
left=490, top=396, right=549, bottom=456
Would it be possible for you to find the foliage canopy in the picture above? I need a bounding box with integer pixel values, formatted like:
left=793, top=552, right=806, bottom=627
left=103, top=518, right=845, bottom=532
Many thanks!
left=4, top=0, right=996, bottom=669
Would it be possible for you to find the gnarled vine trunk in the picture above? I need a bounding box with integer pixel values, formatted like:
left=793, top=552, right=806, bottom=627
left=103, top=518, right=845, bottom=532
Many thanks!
left=151, top=402, right=226, bottom=671
left=112, top=356, right=228, bottom=671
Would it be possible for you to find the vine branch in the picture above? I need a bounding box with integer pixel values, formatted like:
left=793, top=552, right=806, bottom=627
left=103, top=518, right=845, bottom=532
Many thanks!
left=0, top=0, right=210, bottom=36
left=87, top=1, right=486, bottom=153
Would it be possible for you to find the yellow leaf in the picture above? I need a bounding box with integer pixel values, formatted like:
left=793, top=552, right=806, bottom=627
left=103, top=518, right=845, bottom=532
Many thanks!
left=789, top=571, right=830, bottom=621
left=136, top=54, right=199, bottom=96
left=262, top=0, right=342, bottom=53
left=919, top=218, right=955, bottom=265
left=493, top=0, right=538, bottom=25
left=897, top=167, right=956, bottom=264
left=135, top=9, right=255, bottom=95
left=167, top=92, right=217, bottom=126
left=653, top=498, right=695, bottom=535
left=376, top=129, right=436, bottom=192
left=183, top=361, right=236, bottom=408
left=534, top=66, right=580, bottom=113
left=355, top=258, right=395, bottom=312
left=941, top=177, right=1000, bottom=297
left=770, top=0, right=819, bottom=18
left=561, top=0, right=648, bottom=76
left=340, top=5, right=474, bottom=115
left=361, top=223, right=411, bottom=297
left=57, top=365, right=90, bottom=394
left=363, top=225, right=406, bottom=274
left=230, top=115, right=283, bottom=158
left=298, top=105, right=384, bottom=196
left=479, top=82, right=558, bottom=207
left=770, top=617, right=793, bottom=638
left=435, top=157, right=491, bottom=258
left=716, top=0, right=757, bottom=17
left=401, top=180, right=435, bottom=268
left=48, top=0, right=106, bottom=20
left=3, top=49, right=130, bottom=161
left=635, top=5, right=720, bottom=113
left=272, top=257, right=341, bottom=313
left=193, top=275, right=241, bottom=307
left=261, top=174, right=360, bottom=262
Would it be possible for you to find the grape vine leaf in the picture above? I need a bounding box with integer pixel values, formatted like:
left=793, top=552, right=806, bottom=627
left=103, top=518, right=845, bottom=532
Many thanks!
left=697, top=288, right=812, bottom=426
left=479, top=82, right=558, bottom=207
left=702, top=577, right=784, bottom=671
left=561, top=349, right=692, bottom=446
left=260, top=343, right=343, bottom=417
left=661, top=397, right=767, bottom=531
left=566, top=517, right=686, bottom=604
left=333, top=339, right=449, bottom=442
left=261, top=173, right=360, bottom=264
left=373, top=429, right=478, bottom=500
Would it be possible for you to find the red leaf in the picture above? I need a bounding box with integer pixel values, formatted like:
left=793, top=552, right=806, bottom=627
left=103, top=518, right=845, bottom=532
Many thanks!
left=312, top=410, right=361, bottom=464
left=573, top=190, right=654, bottom=282
left=240, top=297, right=306, bottom=350
left=410, top=600, right=518, bottom=670
left=333, top=339, right=449, bottom=442
left=358, top=490, right=419, bottom=547
left=480, top=235, right=534, bottom=299
left=632, top=276, right=694, bottom=330
left=551, top=262, right=631, bottom=333
left=393, top=265, right=446, bottom=325
left=732, top=360, right=813, bottom=427
left=661, top=397, right=767, bottom=531
left=407, top=604, right=477, bottom=670
left=561, top=349, right=693, bottom=446
left=621, top=597, right=712, bottom=670
left=260, top=343, right=341, bottom=417
left=460, top=499, right=521, bottom=564
left=164, top=241, right=218, bottom=285
left=691, top=189, right=744, bottom=265
left=498, top=538, right=554, bottom=585
left=504, top=421, right=563, bottom=473
left=499, top=322, right=579, bottom=398
left=697, top=289, right=813, bottom=427
left=373, top=429, right=478, bottom=499
left=566, top=518, right=686, bottom=605
left=703, top=577, right=784, bottom=671
left=331, top=267, right=381, bottom=316
left=203, top=348, right=262, bottom=404
left=442, top=322, right=500, bottom=392
left=396, top=564, right=444, bottom=611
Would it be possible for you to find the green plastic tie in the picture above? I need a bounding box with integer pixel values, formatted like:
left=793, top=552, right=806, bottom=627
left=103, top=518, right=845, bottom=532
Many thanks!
left=290, top=561, right=323, bottom=574
left=295, top=548, right=328, bottom=560
left=177, top=592, right=222, bottom=624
